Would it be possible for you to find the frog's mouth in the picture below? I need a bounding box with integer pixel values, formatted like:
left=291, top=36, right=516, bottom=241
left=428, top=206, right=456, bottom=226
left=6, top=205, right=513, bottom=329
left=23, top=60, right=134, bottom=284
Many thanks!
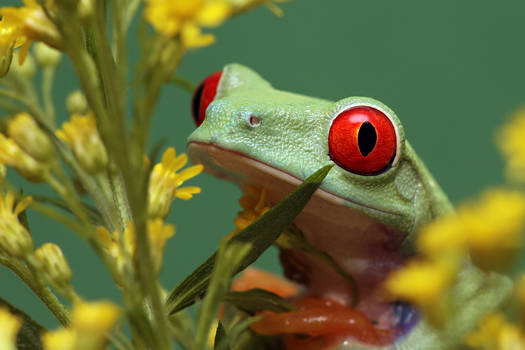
left=187, top=141, right=419, bottom=348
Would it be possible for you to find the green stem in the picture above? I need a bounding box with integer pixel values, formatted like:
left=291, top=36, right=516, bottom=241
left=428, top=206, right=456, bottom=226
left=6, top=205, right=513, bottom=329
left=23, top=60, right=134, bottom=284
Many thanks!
left=42, top=66, right=57, bottom=125
left=0, top=255, right=70, bottom=326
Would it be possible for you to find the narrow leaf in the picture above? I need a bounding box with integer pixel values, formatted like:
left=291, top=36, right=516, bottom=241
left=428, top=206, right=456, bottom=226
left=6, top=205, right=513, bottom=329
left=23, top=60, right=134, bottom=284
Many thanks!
left=166, top=164, right=333, bottom=314
left=32, top=195, right=104, bottom=225
left=214, top=321, right=229, bottom=350
left=0, top=297, right=45, bottom=350
left=223, top=289, right=297, bottom=315
left=195, top=241, right=251, bottom=350
left=213, top=317, right=260, bottom=350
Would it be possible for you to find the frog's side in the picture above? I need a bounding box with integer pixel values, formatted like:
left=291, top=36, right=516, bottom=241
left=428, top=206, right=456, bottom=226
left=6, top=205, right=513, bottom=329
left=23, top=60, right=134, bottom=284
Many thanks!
left=187, top=64, right=511, bottom=349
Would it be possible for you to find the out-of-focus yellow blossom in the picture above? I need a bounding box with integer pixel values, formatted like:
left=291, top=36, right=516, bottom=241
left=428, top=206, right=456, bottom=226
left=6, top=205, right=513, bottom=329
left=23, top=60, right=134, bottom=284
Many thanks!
left=7, top=112, right=54, bottom=162
left=416, top=189, right=525, bottom=271
left=0, top=133, right=50, bottom=182
left=148, top=147, right=203, bottom=218
left=43, top=301, right=120, bottom=350
left=56, top=112, right=108, bottom=174
left=459, top=189, right=525, bottom=270
left=0, top=0, right=60, bottom=74
left=42, top=329, right=76, bottom=350
left=518, top=275, right=525, bottom=327
left=232, top=187, right=270, bottom=236
left=144, top=0, right=231, bottom=48
left=417, top=214, right=466, bottom=258
left=0, top=191, right=33, bottom=258
left=465, top=312, right=525, bottom=350
left=34, top=242, right=73, bottom=289
left=0, top=307, right=21, bottom=350
left=385, top=259, right=456, bottom=309
left=97, top=219, right=174, bottom=276
left=498, top=107, right=525, bottom=182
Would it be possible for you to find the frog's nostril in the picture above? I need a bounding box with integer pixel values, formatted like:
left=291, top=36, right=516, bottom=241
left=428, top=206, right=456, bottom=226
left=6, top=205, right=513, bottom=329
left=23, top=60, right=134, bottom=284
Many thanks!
left=248, top=115, right=261, bottom=127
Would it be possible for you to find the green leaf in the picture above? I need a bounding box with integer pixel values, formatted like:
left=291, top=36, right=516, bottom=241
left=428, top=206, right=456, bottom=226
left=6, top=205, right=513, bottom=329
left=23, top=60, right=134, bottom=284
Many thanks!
left=213, top=317, right=260, bottom=350
left=214, top=321, right=229, bottom=350
left=223, top=289, right=297, bottom=315
left=0, top=297, right=45, bottom=350
left=165, top=164, right=333, bottom=314
left=195, top=241, right=251, bottom=350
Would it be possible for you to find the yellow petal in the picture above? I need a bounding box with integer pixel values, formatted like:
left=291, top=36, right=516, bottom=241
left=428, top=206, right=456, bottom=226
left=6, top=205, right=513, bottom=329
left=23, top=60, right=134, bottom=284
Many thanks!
left=197, top=2, right=231, bottom=27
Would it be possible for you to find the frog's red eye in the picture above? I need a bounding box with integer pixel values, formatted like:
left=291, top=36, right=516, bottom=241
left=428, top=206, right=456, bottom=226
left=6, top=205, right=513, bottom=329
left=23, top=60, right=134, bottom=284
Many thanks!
left=328, top=106, right=397, bottom=175
left=191, top=71, right=222, bottom=126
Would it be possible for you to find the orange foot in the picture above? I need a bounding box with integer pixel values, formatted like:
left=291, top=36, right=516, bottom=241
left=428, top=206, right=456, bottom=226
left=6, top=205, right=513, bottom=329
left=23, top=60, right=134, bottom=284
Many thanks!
left=232, top=267, right=300, bottom=298
left=250, top=297, right=394, bottom=349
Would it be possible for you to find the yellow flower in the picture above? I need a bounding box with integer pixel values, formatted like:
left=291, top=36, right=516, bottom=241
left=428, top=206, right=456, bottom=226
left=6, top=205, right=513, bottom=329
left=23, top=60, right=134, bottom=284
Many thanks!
left=97, top=219, right=174, bottom=276
left=71, top=301, right=121, bottom=334
left=385, top=259, right=456, bottom=308
left=232, top=186, right=270, bottom=235
left=498, top=107, right=525, bottom=182
left=147, top=218, right=175, bottom=273
left=465, top=312, right=525, bottom=350
left=0, top=0, right=60, bottom=74
left=34, top=242, right=72, bottom=289
left=43, top=301, right=120, bottom=350
left=459, top=189, right=525, bottom=270
left=0, top=133, right=50, bottom=182
left=0, top=307, right=21, bottom=350
left=144, top=0, right=231, bottom=48
left=0, top=191, right=33, bottom=258
left=416, top=214, right=467, bottom=258
left=56, top=112, right=108, bottom=174
left=42, top=329, right=76, bottom=350
left=148, top=147, right=203, bottom=218
left=7, top=112, right=54, bottom=162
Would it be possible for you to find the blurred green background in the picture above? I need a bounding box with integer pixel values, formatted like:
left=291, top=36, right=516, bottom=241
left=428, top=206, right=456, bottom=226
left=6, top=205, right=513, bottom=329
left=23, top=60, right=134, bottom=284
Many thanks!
left=1, top=0, right=524, bottom=330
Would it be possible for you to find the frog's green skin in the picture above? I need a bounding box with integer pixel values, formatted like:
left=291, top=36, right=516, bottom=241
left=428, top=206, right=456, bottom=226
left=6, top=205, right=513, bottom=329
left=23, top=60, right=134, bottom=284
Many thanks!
left=187, top=64, right=511, bottom=349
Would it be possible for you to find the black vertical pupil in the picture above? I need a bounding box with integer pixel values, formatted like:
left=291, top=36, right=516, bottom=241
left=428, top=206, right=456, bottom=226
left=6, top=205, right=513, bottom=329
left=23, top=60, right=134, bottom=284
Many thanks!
left=191, top=83, right=205, bottom=123
left=358, top=121, right=377, bottom=157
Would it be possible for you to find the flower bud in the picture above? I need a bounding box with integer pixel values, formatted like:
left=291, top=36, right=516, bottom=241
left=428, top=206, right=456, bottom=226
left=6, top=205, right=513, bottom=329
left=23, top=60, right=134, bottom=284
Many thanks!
left=0, top=40, right=15, bottom=79
left=7, top=113, right=54, bottom=162
left=56, top=112, right=108, bottom=174
left=34, top=42, right=61, bottom=67
left=0, top=192, right=34, bottom=258
left=66, top=90, right=88, bottom=115
left=34, top=243, right=72, bottom=288
left=9, top=52, right=36, bottom=79
left=0, top=134, right=50, bottom=182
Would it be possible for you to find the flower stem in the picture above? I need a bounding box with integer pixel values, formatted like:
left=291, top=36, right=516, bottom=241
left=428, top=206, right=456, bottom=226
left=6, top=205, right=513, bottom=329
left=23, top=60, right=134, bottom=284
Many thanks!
left=0, top=255, right=70, bottom=326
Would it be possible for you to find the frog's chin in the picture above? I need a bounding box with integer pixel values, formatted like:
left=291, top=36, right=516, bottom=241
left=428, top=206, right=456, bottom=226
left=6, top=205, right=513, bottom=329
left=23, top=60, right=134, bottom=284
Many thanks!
left=188, top=141, right=419, bottom=348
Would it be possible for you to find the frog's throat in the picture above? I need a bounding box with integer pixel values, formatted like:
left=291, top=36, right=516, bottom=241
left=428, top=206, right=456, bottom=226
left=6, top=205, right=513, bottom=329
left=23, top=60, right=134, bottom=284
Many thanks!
left=187, top=141, right=402, bottom=218
left=188, top=141, right=419, bottom=346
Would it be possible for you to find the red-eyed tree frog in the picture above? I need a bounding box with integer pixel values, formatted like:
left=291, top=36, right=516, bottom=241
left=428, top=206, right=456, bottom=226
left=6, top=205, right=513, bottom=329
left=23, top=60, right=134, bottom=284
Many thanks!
left=187, top=64, right=511, bottom=349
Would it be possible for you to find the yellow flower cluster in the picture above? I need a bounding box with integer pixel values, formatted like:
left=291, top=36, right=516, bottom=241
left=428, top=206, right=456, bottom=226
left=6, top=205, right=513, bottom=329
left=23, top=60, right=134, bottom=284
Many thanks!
left=96, top=219, right=175, bottom=277
left=0, top=191, right=33, bottom=258
left=148, top=147, right=203, bottom=219
left=386, top=189, right=525, bottom=323
left=0, top=113, right=53, bottom=182
left=144, top=0, right=231, bottom=48
left=42, top=300, right=120, bottom=350
left=0, top=307, right=21, bottom=350
left=57, top=112, right=108, bottom=175
left=498, top=107, right=525, bottom=183
left=0, top=0, right=59, bottom=77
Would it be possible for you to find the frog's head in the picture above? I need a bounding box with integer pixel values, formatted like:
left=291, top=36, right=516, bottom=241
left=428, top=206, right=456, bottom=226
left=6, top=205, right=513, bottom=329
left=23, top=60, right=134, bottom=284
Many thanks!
left=187, top=64, right=452, bottom=347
